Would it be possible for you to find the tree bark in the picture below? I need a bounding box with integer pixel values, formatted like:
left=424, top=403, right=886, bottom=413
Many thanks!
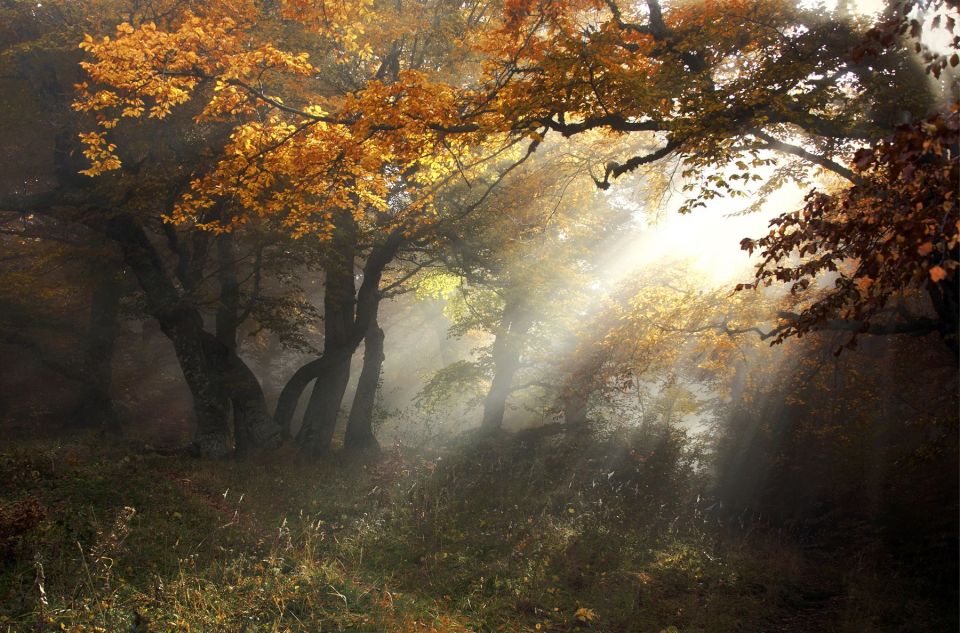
left=102, top=214, right=232, bottom=457
left=69, top=267, right=122, bottom=434
left=278, top=228, right=404, bottom=450
left=928, top=277, right=959, bottom=357
left=298, top=356, right=352, bottom=454
left=481, top=298, right=532, bottom=432
left=199, top=332, right=281, bottom=454
left=344, top=311, right=384, bottom=453
left=173, top=326, right=233, bottom=457
left=297, top=211, right=358, bottom=455
left=216, top=232, right=240, bottom=352
left=275, top=355, right=330, bottom=440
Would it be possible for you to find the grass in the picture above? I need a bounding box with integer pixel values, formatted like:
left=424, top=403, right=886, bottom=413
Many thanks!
left=0, top=427, right=955, bottom=632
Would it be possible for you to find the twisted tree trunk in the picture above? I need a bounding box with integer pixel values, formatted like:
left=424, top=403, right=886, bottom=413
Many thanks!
left=209, top=232, right=281, bottom=452
left=102, top=214, right=281, bottom=457
left=279, top=228, right=403, bottom=454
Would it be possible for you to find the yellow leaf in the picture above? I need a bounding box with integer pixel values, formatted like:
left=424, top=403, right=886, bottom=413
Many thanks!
left=575, top=607, right=597, bottom=622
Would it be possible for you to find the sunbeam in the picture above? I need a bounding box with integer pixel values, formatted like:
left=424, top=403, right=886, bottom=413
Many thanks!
left=1, top=0, right=956, bottom=630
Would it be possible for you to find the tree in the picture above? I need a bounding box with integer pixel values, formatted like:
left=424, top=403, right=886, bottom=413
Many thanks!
left=481, top=0, right=919, bottom=192
left=74, top=0, right=918, bottom=214
left=0, top=0, right=310, bottom=455
left=740, top=5, right=959, bottom=355
left=413, top=135, right=646, bottom=432
left=0, top=216, right=125, bottom=434
left=51, top=0, right=957, bottom=453
left=0, top=1, right=131, bottom=434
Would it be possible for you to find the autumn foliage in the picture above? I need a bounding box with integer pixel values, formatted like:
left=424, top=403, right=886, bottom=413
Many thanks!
left=742, top=107, right=960, bottom=352
left=1, top=2, right=960, bottom=630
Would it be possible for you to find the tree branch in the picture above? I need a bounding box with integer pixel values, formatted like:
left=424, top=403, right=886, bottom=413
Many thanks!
left=0, top=331, right=90, bottom=385
left=776, top=311, right=942, bottom=337
left=753, top=130, right=858, bottom=183
left=595, top=140, right=679, bottom=189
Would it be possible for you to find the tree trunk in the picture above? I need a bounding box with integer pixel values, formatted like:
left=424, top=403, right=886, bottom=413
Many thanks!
left=277, top=228, right=403, bottom=451
left=298, top=357, right=352, bottom=454
left=344, top=312, right=384, bottom=453
left=199, top=333, right=282, bottom=454
left=481, top=358, right=518, bottom=431
left=102, top=215, right=233, bottom=456
left=216, top=232, right=240, bottom=352
left=70, top=266, right=122, bottom=434
left=275, top=356, right=328, bottom=440
left=561, top=388, right=589, bottom=428
left=297, top=211, right=357, bottom=455
left=210, top=233, right=282, bottom=452
left=928, top=276, right=959, bottom=356
left=166, top=315, right=232, bottom=457
left=481, top=300, right=532, bottom=432
left=559, top=352, right=604, bottom=430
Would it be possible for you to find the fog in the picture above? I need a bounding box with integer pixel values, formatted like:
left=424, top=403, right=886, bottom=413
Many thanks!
left=1, top=0, right=957, bottom=630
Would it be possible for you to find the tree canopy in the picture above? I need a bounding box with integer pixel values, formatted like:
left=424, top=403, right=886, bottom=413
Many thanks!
left=0, top=0, right=957, bottom=456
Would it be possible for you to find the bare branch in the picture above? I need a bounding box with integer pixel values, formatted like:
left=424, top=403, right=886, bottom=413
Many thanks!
left=752, top=130, right=858, bottom=183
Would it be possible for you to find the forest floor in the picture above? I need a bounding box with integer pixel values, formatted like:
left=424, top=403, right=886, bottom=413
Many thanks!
left=0, top=429, right=954, bottom=632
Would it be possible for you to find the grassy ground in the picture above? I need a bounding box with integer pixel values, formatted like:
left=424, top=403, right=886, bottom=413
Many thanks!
left=0, top=427, right=954, bottom=632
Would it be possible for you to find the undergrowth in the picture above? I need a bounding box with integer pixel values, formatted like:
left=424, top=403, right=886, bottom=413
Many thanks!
left=0, top=426, right=953, bottom=632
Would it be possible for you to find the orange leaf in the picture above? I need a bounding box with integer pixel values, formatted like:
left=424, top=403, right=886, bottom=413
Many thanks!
left=929, top=265, right=948, bottom=282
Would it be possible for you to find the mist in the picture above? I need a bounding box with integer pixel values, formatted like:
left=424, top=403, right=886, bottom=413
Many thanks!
left=1, top=0, right=957, bottom=630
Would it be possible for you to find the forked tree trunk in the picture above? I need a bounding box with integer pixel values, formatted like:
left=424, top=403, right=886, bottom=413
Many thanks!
left=198, top=333, right=282, bottom=454
left=102, top=215, right=230, bottom=456
left=344, top=312, right=384, bottom=453
left=104, top=214, right=284, bottom=456
left=211, top=233, right=282, bottom=452
left=278, top=228, right=403, bottom=453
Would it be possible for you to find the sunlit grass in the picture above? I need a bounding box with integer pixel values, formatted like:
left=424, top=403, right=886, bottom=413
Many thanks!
left=0, top=432, right=953, bottom=632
